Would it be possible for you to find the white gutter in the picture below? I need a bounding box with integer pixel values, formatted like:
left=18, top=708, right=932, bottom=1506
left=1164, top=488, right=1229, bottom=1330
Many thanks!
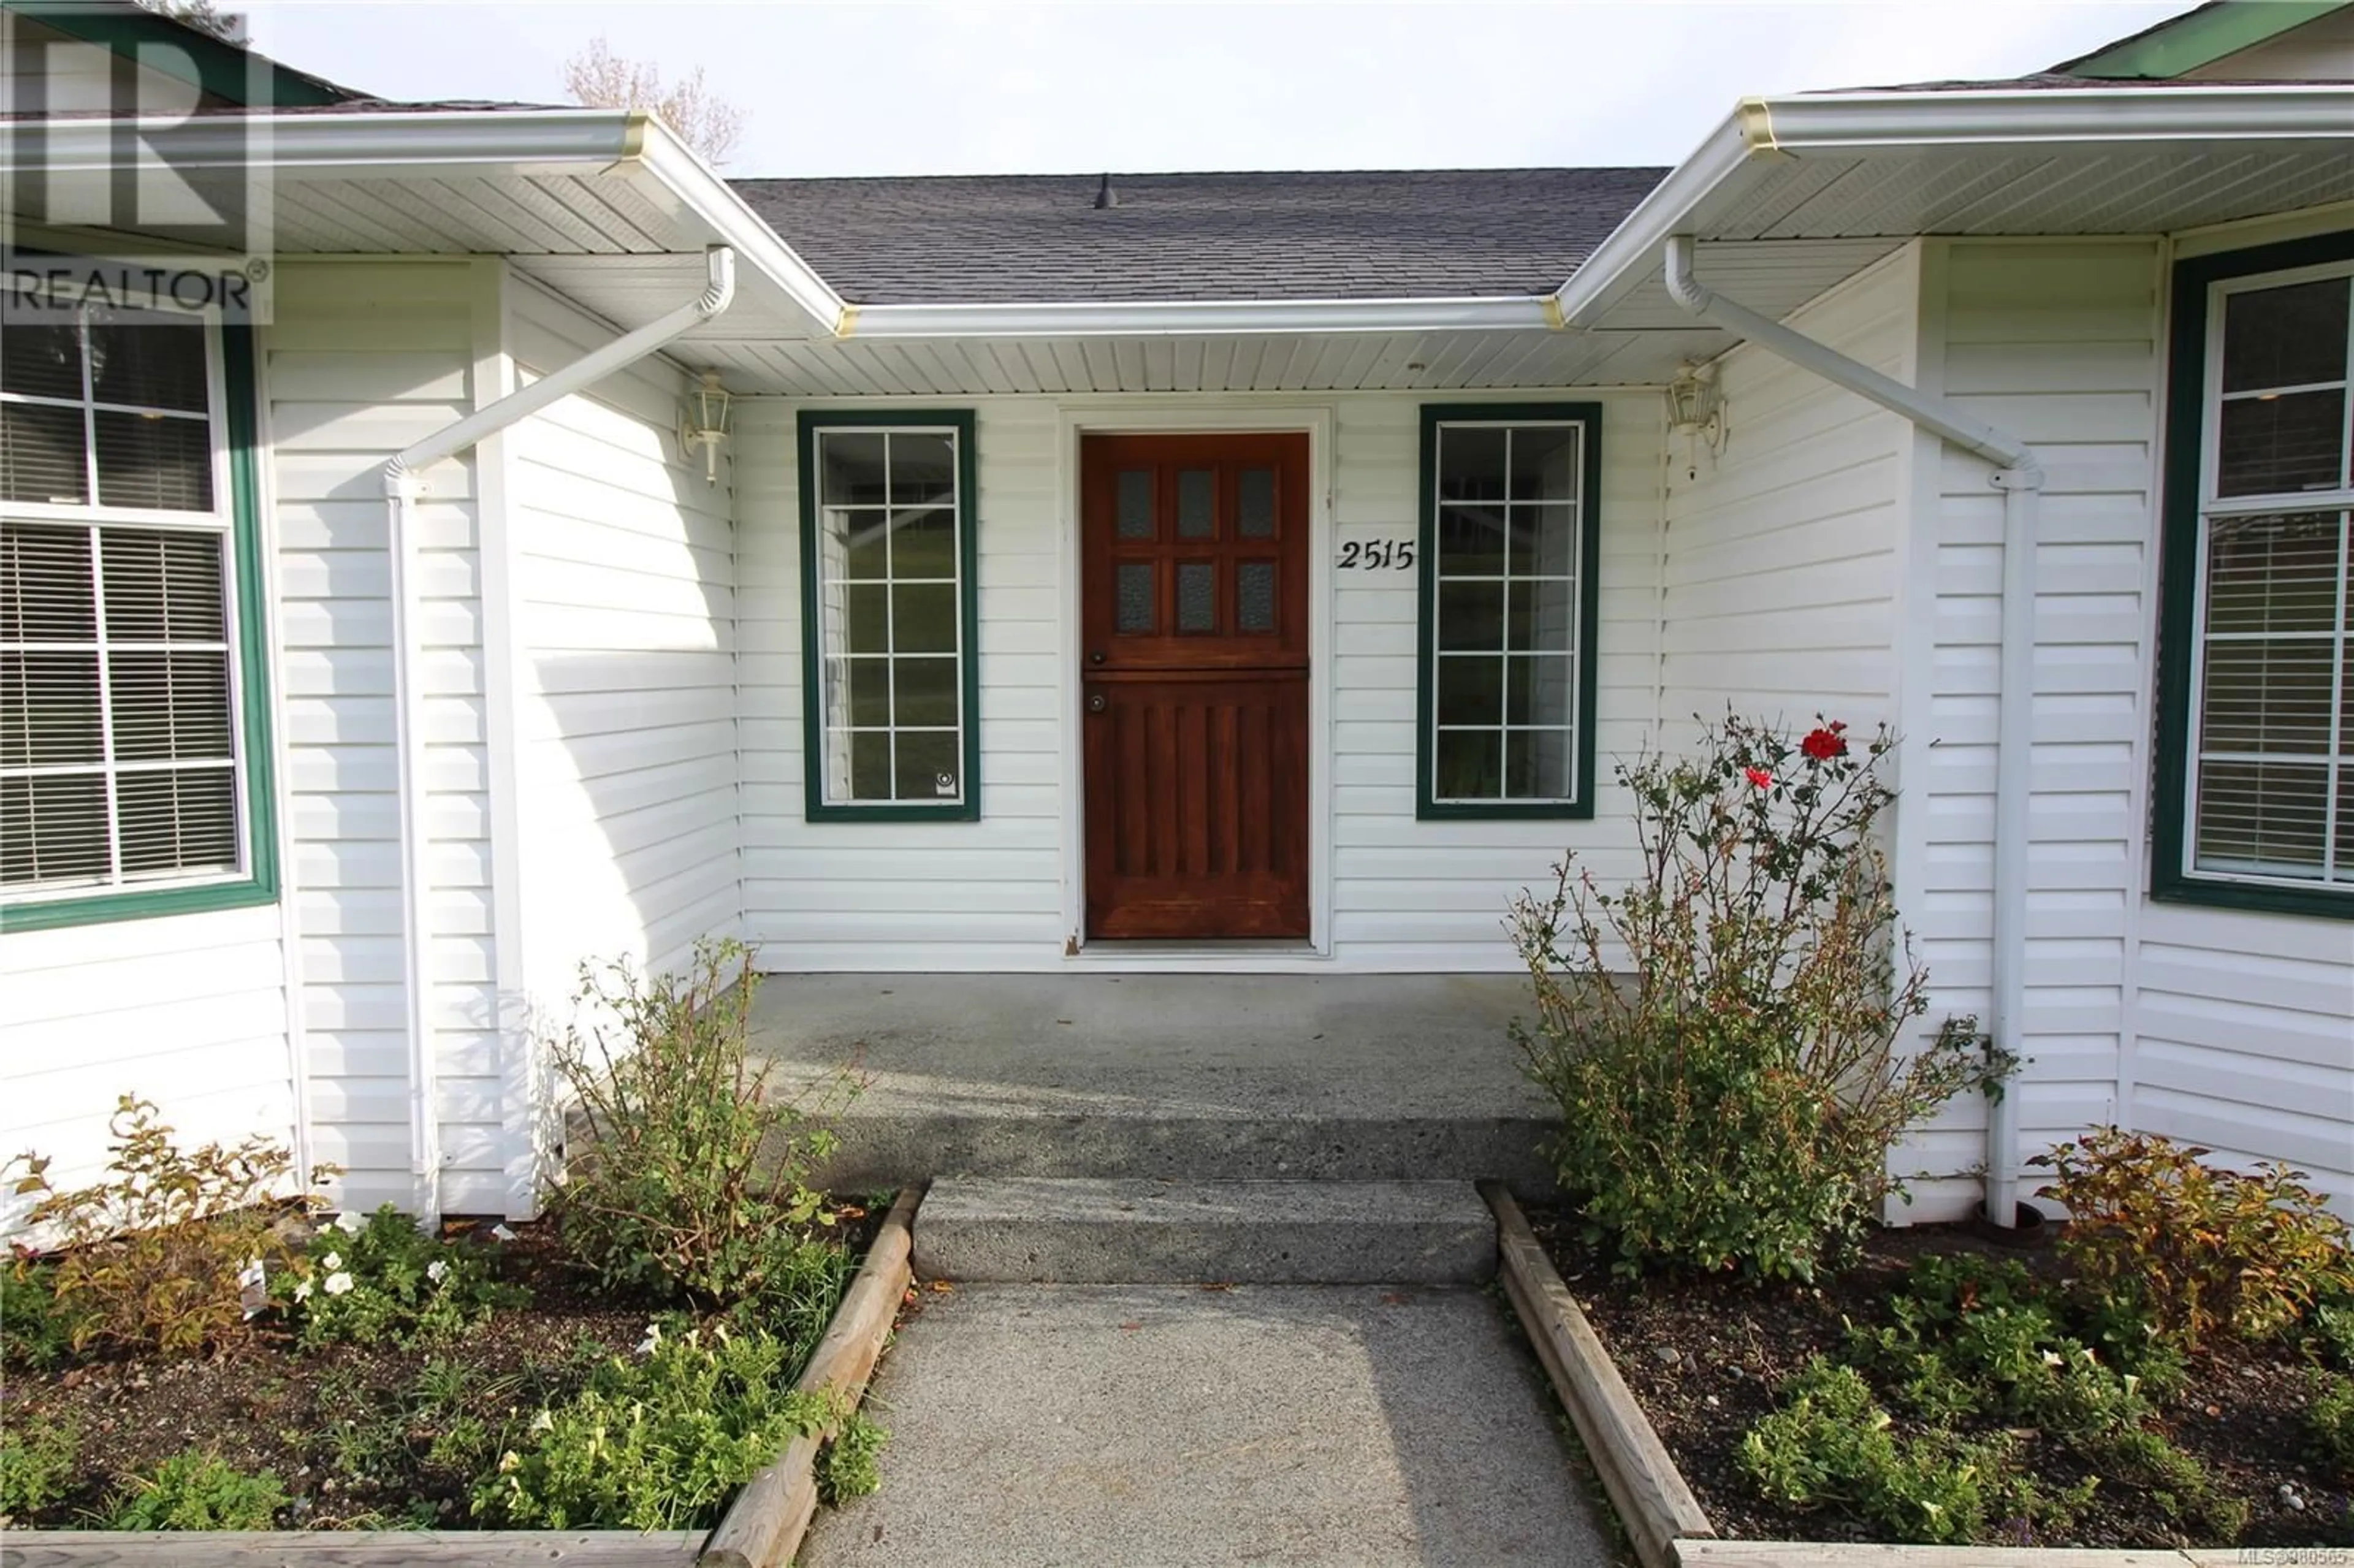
left=378, top=245, right=737, bottom=1222
left=1663, top=235, right=2040, bottom=1227
left=1555, top=85, right=2354, bottom=329
left=1, top=111, right=845, bottom=337
left=843, top=295, right=1561, bottom=338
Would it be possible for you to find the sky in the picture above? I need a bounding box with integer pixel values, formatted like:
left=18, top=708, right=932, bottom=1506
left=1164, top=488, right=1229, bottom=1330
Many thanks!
left=241, top=0, right=2207, bottom=178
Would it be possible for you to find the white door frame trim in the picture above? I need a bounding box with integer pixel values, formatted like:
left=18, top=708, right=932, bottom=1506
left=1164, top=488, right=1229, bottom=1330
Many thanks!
left=1053, top=400, right=1338, bottom=968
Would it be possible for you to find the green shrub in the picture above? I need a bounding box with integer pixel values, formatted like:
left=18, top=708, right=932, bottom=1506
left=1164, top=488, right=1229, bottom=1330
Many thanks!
left=275, top=1205, right=525, bottom=1349
left=102, top=1449, right=288, bottom=1531
left=2311, top=1371, right=2354, bottom=1480
left=2, top=1260, right=70, bottom=1371
left=547, top=940, right=855, bottom=1307
left=2085, top=1427, right=2248, bottom=1540
left=2305, top=1293, right=2354, bottom=1371
left=6, top=1097, right=329, bottom=1357
left=1512, top=713, right=1977, bottom=1279
left=1736, top=1359, right=2070, bottom=1545
left=474, top=1323, right=839, bottom=1530
left=818, top=1409, right=888, bottom=1506
left=2033, top=1127, right=2354, bottom=1350
left=0, top=1420, right=77, bottom=1518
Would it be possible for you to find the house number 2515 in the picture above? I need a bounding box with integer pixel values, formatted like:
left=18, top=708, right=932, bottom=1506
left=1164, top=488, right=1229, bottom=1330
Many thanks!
left=1337, top=539, right=1415, bottom=570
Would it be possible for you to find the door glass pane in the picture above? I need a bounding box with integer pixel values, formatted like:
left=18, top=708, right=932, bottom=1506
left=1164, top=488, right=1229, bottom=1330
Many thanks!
left=895, top=730, right=960, bottom=802
left=1508, top=579, right=1577, bottom=652
left=1238, top=468, right=1276, bottom=538
left=2217, top=389, right=2346, bottom=497
left=820, top=432, right=888, bottom=504
left=1437, top=580, right=1503, bottom=652
left=1177, top=470, right=1215, bottom=538
left=839, top=511, right=889, bottom=579
left=1117, top=470, right=1155, bottom=539
left=1507, top=504, right=1577, bottom=577
left=1177, top=561, right=1216, bottom=632
left=2222, top=278, right=2350, bottom=394
left=828, top=657, right=891, bottom=727
left=842, top=584, right=889, bottom=653
left=1237, top=561, right=1275, bottom=632
left=1117, top=562, right=1154, bottom=633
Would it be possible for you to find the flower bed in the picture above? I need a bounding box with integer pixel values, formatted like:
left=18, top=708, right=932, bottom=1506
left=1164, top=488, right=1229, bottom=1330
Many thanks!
left=2, top=1208, right=878, bottom=1532
left=1521, top=1208, right=2354, bottom=1553
left=2, top=942, right=890, bottom=1547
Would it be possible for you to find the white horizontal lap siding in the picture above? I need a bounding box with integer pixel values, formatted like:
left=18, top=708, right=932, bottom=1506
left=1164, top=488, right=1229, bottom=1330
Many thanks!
left=505, top=279, right=741, bottom=1012
left=1330, top=391, right=1664, bottom=970
left=0, top=907, right=292, bottom=1228
left=736, top=392, right=1664, bottom=972
left=1906, top=238, right=2165, bottom=1220
left=2133, top=904, right=2353, bottom=1212
left=1659, top=246, right=1918, bottom=737
left=268, top=259, right=504, bottom=1215
left=737, top=399, right=1067, bottom=969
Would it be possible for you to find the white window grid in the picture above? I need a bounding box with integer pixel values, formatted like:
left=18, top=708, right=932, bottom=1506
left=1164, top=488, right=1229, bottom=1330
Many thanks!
left=812, top=427, right=966, bottom=807
left=1428, top=420, right=1583, bottom=805
left=2185, top=259, right=2354, bottom=891
left=0, top=307, right=246, bottom=902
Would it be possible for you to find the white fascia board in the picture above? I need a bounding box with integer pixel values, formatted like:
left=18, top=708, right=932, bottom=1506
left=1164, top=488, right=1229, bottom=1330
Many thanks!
left=843, top=295, right=1561, bottom=338
left=1552, top=84, right=2354, bottom=327
left=0, top=110, right=847, bottom=337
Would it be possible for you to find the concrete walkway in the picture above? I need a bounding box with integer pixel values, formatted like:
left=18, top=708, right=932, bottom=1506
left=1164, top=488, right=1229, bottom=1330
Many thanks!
left=801, top=1282, right=1622, bottom=1567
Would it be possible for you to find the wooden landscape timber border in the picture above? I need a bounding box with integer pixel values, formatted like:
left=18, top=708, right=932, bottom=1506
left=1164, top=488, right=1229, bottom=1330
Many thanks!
left=1482, top=1185, right=2324, bottom=1568
left=0, top=1187, right=923, bottom=1568
left=698, top=1184, right=920, bottom=1568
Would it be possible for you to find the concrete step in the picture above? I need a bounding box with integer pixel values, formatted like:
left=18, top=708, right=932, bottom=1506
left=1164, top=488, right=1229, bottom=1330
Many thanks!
left=800, top=1112, right=1556, bottom=1195
left=912, top=1177, right=1496, bottom=1285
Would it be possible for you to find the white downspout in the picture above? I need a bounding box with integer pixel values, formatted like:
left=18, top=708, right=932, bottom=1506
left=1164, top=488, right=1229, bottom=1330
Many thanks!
left=378, top=245, right=737, bottom=1221
left=1663, top=235, right=2044, bottom=1226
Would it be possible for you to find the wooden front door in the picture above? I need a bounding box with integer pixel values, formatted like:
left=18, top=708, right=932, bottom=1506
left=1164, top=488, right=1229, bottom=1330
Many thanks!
left=1081, top=432, right=1311, bottom=940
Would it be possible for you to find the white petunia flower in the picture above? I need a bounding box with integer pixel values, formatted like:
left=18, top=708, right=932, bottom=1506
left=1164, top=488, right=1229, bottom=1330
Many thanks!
left=530, top=1409, right=554, bottom=1433
left=319, top=1252, right=343, bottom=1272
left=333, top=1211, right=366, bottom=1235
left=324, top=1271, right=355, bottom=1296
left=294, top=1278, right=313, bottom=1303
left=2040, top=1349, right=2064, bottom=1367
left=633, top=1322, right=662, bottom=1356
left=425, top=1260, right=449, bottom=1285
left=490, top=1224, right=517, bottom=1242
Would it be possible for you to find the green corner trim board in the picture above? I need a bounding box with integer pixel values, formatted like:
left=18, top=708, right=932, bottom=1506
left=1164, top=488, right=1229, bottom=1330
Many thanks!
left=2054, top=0, right=2345, bottom=79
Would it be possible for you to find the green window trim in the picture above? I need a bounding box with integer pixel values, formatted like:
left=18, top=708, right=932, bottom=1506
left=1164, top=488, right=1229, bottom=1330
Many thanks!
left=2152, top=227, right=2354, bottom=923
left=796, top=408, right=981, bottom=824
left=1, top=323, right=279, bottom=934
left=1415, top=401, right=1603, bottom=822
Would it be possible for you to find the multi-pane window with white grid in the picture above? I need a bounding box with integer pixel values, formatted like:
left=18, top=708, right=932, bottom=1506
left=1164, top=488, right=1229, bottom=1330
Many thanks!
left=1428, top=421, right=1583, bottom=805
left=0, top=309, right=243, bottom=899
left=2185, top=262, right=2354, bottom=891
left=809, top=426, right=969, bottom=807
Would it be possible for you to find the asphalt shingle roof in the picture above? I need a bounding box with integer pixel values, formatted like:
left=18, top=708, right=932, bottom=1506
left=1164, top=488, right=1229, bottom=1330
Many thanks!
left=728, top=167, right=1669, bottom=305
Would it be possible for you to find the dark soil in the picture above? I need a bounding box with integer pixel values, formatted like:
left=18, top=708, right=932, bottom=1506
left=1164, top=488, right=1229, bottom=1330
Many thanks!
left=1522, top=1207, right=2353, bottom=1551
left=4, top=1203, right=883, bottom=1531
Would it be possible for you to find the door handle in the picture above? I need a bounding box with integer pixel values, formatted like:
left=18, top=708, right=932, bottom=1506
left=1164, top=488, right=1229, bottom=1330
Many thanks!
left=1089, top=650, right=1107, bottom=665
left=1087, top=693, right=1108, bottom=714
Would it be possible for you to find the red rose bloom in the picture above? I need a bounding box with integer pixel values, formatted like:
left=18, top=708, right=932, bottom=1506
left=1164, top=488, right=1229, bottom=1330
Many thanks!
left=1744, top=766, right=1773, bottom=789
left=1802, top=727, right=1848, bottom=761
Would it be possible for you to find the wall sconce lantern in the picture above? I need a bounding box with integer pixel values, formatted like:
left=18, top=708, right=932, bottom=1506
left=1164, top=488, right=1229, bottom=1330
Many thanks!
left=679, top=370, right=733, bottom=484
left=1666, top=360, right=1726, bottom=459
